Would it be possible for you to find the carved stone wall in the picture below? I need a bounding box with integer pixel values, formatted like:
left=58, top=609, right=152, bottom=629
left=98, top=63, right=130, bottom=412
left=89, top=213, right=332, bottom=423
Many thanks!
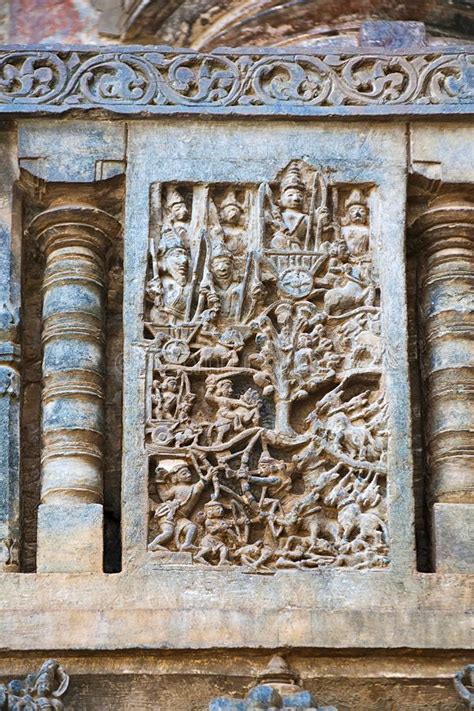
left=0, top=24, right=471, bottom=711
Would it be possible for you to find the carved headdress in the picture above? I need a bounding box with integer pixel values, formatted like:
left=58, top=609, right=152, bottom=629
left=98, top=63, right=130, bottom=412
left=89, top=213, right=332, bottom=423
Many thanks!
left=281, top=162, right=305, bottom=193
left=210, top=239, right=233, bottom=261
left=259, top=451, right=276, bottom=465
left=155, top=462, right=190, bottom=483
left=166, top=187, right=186, bottom=208
left=345, top=189, right=367, bottom=209
left=158, top=229, right=187, bottom=256
left=220, top=189, right=242, bottom=210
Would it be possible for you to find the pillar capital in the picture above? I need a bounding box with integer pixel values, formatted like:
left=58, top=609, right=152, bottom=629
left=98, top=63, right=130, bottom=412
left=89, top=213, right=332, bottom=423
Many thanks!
left=29, top=204, right=119, bottom=256
left=412, top=194, right=474, bottom=250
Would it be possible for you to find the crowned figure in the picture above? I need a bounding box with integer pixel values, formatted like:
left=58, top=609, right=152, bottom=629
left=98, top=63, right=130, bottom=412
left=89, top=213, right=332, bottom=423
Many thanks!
left=218, top=189, right=246, bottom=257
left=197, top=239, right=243, bottom=323
left=148, top=230, right=191, bottom=325
left=164, top=187, right=190, bottom=249
left=267, top=162, right=309, bottom=251
left=341, top=189, right=370, bottom=258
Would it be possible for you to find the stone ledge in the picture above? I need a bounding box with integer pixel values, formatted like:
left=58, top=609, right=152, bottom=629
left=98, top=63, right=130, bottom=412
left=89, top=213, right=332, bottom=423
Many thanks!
left=0, top=570, right=471, bottom=650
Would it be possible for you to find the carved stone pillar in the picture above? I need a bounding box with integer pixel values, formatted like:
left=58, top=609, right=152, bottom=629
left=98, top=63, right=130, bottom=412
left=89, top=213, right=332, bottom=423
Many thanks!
left=30, top=205, right=119, bottom=573
left=414, top=193, right=474, bottom=573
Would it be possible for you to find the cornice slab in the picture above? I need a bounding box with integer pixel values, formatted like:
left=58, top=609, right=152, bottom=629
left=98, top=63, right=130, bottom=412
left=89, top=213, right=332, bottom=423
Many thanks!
left=0, top=44, right=472, bottom=116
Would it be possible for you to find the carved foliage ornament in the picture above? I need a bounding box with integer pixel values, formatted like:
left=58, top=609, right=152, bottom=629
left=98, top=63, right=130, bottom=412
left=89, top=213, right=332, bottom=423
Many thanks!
left=0, top=48, right=471, bottom=112
left=145, top=161, right=389, bottom=571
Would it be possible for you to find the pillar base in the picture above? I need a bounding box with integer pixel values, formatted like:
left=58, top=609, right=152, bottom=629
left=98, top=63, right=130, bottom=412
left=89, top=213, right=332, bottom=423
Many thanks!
left=432, top=503, right=474, bottom=573
left=37, top=504, right=103, bottom=573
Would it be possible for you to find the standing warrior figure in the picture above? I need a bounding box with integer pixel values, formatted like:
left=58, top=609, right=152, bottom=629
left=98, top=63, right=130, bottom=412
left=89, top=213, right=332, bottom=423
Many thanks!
left=267, top=162, right=309, bottom=251
left=151, top=376, right=179, bottom=420
left=163, top=187, right=190, bottom=249
left=341, top=189, right=370, bottom=258
left=149, top=463, right=211, bottom=552
left=147, top=231, right=191, bottom=325
left=209, top=240, right=244, bottom=320
left=197, top=240, right=244, bottom=322
left=218, top=189, right=247, bottom=257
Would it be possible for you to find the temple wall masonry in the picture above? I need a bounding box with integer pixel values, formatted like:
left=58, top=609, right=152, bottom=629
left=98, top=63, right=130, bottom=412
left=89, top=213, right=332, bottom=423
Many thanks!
left=0, top=23, right=472, bottom=710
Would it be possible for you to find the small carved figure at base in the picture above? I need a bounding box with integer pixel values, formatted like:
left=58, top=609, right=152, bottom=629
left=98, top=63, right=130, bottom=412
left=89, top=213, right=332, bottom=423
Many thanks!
left=454, top=665, right=474, bottom=709
left=209, top=655, right=338, bottom=710
left=0, top=659, right=69, bottom=711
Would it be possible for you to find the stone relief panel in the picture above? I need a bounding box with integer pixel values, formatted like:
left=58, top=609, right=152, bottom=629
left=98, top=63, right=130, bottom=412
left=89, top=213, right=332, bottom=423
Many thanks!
left=144, top=160, right=389, bottom=571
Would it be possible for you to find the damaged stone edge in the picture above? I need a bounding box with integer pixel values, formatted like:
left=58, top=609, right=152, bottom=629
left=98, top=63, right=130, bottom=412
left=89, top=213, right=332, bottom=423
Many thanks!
left=0, top=44, right=472, bottom=116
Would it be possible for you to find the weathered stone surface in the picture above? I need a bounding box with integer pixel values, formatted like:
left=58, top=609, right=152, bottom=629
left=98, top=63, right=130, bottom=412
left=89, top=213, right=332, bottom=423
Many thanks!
left=119, top=0, right=474, bottom=49
left=0, top=650, right=471, bottom=710
left=433, top=504, right=474, bottom=574
left=37, top=504, right=104, bottom=574
left=0, top=30, right=471, bottom=711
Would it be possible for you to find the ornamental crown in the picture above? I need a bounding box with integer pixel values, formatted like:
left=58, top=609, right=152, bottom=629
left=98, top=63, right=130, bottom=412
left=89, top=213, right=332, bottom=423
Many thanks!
left=166, top=187, right=186, bottom=208
left=159, top=228, right=187, bottom=255
left=220, top=189, right=242, bottom=210
left=345, top=188, right=367, bottom=208
left=281, top=161, right=305, bottom=192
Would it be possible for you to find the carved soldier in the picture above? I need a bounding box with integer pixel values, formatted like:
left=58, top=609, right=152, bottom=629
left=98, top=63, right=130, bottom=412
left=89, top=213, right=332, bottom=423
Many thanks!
left=159, top=376, right=179, bottom=419
left=341, top=189, right=370, bottom=258
left=198, top=240, right=243, bottom=322
left=193, top=501, right=241, bottom=566
left=218, top=189, right=246, bottom=257
left=148, top=231, right=191, bottom=325
left=294, top=334, right=315, bottom=379
left=163, top=187, right=190, bottom=249
left=149, top=463, right=210, bottom=552
left=234, top=453, right=293, bottom=515
left=267, top=162, right=309, bottom=251
left=234, top=539, right=274, bottom=571
left=205, top=377, right=261, bottom=443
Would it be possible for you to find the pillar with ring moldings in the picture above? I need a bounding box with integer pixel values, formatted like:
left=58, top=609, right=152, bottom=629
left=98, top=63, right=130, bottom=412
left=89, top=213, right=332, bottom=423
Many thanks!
left=413, top=193, right=474, bottom=573
left=29, top=204, right=119, bottom=573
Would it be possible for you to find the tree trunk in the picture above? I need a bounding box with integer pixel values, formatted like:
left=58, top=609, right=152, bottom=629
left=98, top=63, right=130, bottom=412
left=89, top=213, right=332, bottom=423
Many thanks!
left=274, top=397, right=296, bottom=436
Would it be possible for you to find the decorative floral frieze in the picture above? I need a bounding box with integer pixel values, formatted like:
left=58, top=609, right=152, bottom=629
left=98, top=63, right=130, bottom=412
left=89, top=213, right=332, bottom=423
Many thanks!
left=0, top=47, right=472, bottom=114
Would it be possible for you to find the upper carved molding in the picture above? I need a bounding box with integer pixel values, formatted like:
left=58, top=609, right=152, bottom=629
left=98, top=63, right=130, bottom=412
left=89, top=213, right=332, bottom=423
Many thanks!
left=0, top=45, right=472, bottom=115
